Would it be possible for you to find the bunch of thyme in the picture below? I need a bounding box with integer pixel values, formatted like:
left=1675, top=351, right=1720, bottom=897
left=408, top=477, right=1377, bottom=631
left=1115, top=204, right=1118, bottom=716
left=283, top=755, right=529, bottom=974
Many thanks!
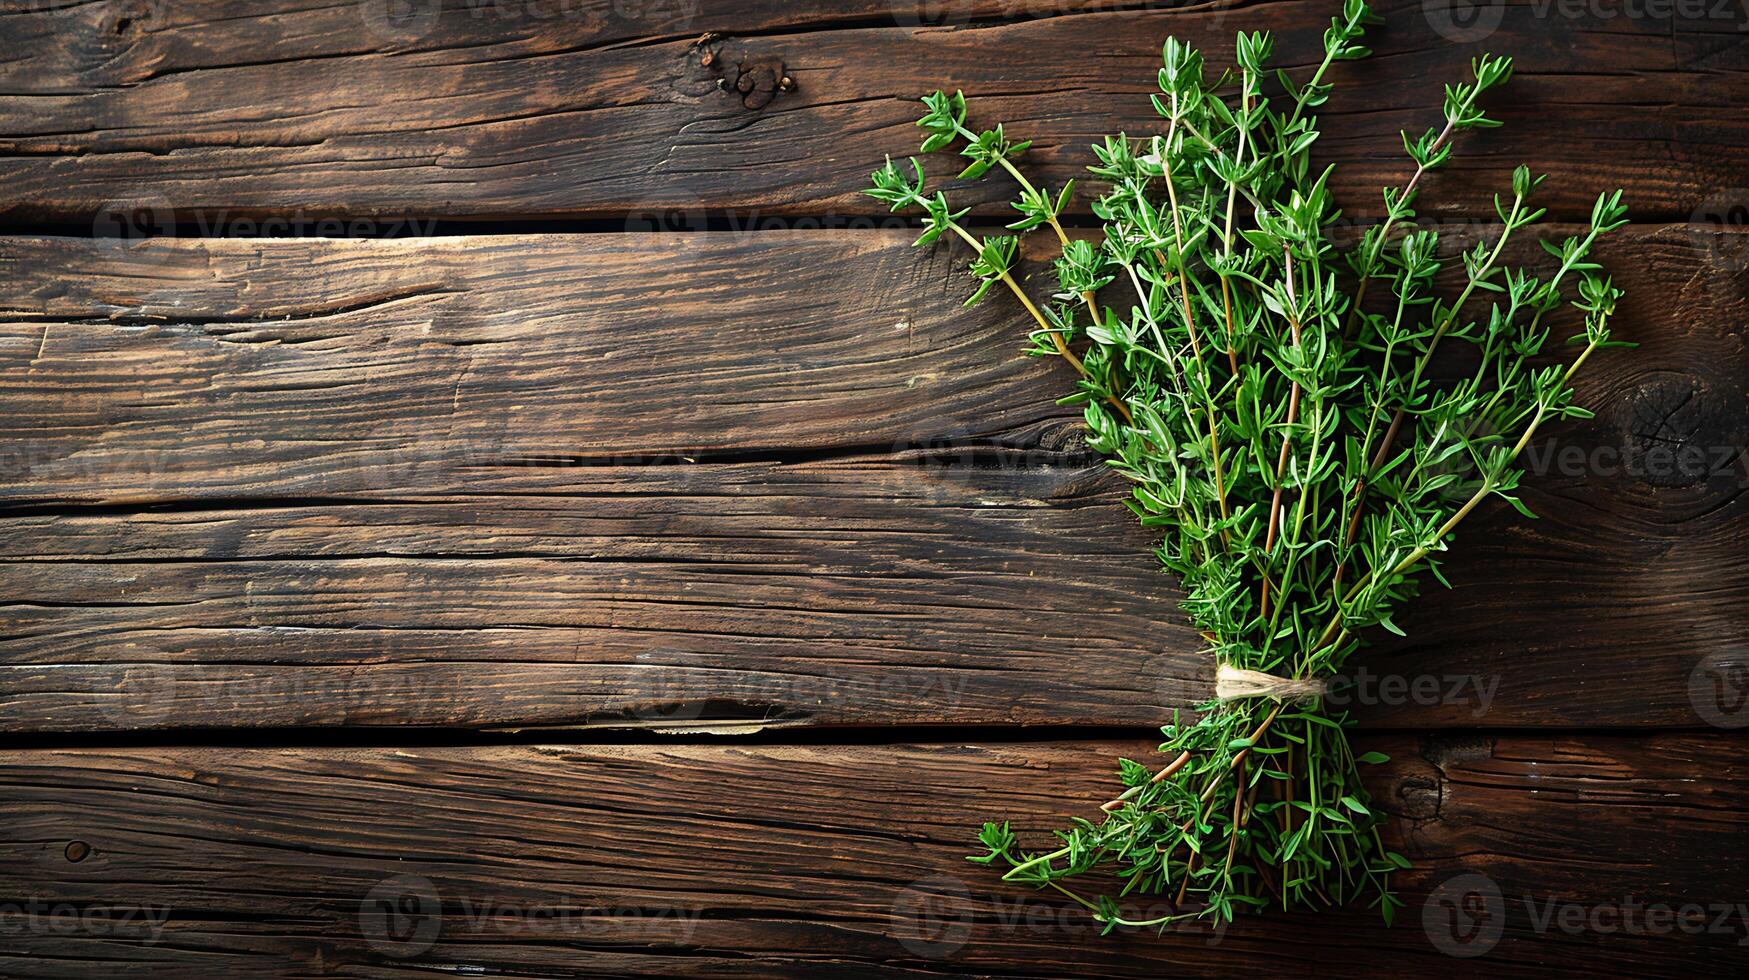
left=867, top=0, right=1629, bottom=932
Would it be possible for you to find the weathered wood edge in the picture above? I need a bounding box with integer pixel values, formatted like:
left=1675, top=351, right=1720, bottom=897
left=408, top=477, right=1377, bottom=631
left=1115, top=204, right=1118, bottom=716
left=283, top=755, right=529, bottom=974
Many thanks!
left=0, top=733, right=1744, bottom=977
left=0, top=224, right=1742, bottom=731
left=0, top=0, right=1744, bottom=223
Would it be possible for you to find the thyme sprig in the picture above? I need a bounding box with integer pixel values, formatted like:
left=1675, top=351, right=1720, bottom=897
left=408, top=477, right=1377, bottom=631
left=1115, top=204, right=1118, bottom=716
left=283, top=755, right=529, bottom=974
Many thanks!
left=868, top=0, right=1631, bottom=932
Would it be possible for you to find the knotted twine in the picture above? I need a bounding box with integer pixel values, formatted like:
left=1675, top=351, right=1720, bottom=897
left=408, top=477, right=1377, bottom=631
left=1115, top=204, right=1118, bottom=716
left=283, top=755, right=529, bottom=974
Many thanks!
left=1215, top=664, right=1329, bottom=704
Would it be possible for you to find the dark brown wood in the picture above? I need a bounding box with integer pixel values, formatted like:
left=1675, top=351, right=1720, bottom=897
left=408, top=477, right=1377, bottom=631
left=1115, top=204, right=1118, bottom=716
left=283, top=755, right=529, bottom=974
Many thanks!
left=1363, top=220, right=1749, bottom=729
left=0, top=225, right=1743, bottom=731
left=4, top=226, right=1738, bottom=499
left=0, top=734, right=1743, bottom=977
left=0, top=462, right=1210, bottom=732
left=0, top=3, right=1741, bottom=975
left=0, top=0, right=1743, bottom=224
left=0, top=230, right=1075, bottom=494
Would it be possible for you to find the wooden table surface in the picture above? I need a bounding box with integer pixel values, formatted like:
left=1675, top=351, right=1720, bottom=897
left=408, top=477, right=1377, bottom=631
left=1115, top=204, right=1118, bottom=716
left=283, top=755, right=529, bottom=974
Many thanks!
left=1, top=1, right=1746, bottom=976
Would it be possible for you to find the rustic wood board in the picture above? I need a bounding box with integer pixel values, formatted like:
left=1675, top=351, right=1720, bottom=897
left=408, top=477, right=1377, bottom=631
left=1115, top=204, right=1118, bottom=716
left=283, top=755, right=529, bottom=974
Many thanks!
left=0, top=225, right=1743, bottom=731
left=1, top=734, right=1744, bottom=977
left=4, top=226, right=1738, bottom=497
left=0, top=231, right=1073, bottom=489
left=1, top=0, right=1745, bottom=223
left=1, top=1, right=1746, bottom=972
left=0, top=462, right=1210, bottom=732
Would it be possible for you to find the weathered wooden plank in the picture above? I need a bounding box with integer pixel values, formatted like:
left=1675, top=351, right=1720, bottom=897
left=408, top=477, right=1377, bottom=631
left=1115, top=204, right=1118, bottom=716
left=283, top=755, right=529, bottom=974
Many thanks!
left=0, top=225, right=1743, bottom=731
left=2, top=226, right=1741, bottom=498
left=0, top=0, right=1743, bottom=223
left=0, top=461, right=1211, bottom=732
left=0, top=734, right=1743, bottom=976
left=0, top=230, right=1077, bottom=493
left=0, top=455, right=1741, bottom=733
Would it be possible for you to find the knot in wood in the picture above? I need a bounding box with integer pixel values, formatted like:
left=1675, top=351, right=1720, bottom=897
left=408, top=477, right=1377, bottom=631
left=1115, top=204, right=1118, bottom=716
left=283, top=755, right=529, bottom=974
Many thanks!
left=697, top=40, right=793, bottom=111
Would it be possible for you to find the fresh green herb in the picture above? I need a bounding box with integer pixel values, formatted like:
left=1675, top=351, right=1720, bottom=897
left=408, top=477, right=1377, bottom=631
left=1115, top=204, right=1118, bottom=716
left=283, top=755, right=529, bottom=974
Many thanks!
left=868, top=0, right=1629, bottom=931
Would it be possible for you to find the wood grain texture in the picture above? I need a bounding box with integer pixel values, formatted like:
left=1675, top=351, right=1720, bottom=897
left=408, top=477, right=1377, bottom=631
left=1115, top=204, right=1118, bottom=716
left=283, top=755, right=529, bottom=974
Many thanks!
left=2, top=226, right=1741, bottom=496
left=0, top=734, right=1744, bottom=977
left=0, top=462, right=1210, bottom=732
left=0, top=0, right=1744, bottom=223
left=0, top=225, right=1743, bottom=731
left=0, top=4, right=1741, bottom=976
left=0, top=231, right=1073, bottom=492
